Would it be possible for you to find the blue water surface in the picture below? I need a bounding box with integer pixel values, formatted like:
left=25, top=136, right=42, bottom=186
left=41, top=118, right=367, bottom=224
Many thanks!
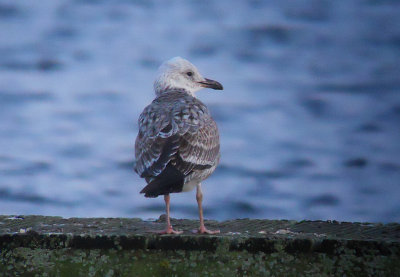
left=0, top=0, right=399, bottom=222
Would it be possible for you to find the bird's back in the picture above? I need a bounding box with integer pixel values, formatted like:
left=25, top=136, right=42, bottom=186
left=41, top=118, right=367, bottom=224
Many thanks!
left=135, top=90, right=220, bottom=197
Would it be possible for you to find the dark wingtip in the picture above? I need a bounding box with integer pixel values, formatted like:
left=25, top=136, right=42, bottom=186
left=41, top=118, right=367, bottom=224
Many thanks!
left=139, top=164, right=185, bottom=198
left=140, top=187, right=159, bottom=198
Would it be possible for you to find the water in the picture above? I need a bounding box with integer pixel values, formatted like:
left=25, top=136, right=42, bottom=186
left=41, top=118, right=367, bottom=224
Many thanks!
left=0, top=0, right=399, bottom=222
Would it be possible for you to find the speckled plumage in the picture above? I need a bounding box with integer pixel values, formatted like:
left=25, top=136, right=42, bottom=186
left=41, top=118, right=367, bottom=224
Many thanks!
left=135, top=90, right=220, bottom=197
left=134, top=57, right=222, bottom=234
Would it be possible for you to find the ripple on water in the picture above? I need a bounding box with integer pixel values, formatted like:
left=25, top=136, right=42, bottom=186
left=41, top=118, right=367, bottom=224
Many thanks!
left=217, top=164, right=291, bottom=180
left=0, top=160, right=52, bottom=176
left=300, top=96, right=330, bottom=118
left=0, top=3, right=20, bottom=18
left=284, top=158, right=314, bottom=169
left=59, top=144, right=93, bottom=158
left=356, top=122, right=382, bottom=133
left=0, top=91, right=53, bottom=105
left=0, top=188, right=72, bottom=206
left=343, top=158, right=369, bottom=168
left=245, top=24, right=294, bottom=45
left=0, top=59, right=63, bottom=71
left=305, top=194, right=340, bottom=208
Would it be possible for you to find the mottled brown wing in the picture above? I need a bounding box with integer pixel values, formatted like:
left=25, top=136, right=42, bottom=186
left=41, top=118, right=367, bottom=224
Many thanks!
left=134, top=101, right=178, bottom=178
left=175, top=118, right=220, bottom=175
left=135, top=92, right=220, bottom=197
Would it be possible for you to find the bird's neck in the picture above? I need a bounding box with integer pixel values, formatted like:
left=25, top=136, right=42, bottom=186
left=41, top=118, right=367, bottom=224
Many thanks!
left=155, top=87, right=195, bottom=97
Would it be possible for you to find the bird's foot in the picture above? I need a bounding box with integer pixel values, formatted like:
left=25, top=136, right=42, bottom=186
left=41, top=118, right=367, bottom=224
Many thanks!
left=193, top=226, right=220, bottom=234
left=152, top=226, right=183, bottom=235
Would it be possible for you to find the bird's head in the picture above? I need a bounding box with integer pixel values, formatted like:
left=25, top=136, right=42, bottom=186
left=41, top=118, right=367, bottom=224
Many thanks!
left=154, top=57, right=223, bottom=96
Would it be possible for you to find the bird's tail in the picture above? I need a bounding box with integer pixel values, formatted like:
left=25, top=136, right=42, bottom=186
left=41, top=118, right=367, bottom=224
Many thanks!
left=140, top=165, right=185, bottom=198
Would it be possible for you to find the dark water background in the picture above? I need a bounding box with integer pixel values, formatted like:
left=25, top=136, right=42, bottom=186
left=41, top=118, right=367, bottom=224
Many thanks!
left=1, top=0, right=399, bottom=222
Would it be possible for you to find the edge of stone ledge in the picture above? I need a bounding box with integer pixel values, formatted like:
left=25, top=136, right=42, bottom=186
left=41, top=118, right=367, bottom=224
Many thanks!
left=0, top=215, right=399, bottom=255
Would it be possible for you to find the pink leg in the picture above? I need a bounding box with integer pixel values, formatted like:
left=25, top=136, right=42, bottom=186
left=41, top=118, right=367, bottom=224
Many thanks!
left=194, top=184, right=220, bottom=234
left=155, top=194, right=182, bottom=234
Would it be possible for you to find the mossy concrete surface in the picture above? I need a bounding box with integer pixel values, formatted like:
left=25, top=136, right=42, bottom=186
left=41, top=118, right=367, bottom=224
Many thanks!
left=1, top=215, right=399, bottom=276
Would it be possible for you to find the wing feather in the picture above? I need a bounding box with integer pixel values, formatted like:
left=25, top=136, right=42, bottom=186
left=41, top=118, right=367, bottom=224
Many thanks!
left=134, top=91, right=220, bottom=197
left=177, top=119, right=220, bottom=173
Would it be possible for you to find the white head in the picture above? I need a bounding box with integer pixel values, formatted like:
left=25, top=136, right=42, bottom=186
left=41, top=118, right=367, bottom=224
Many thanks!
left=153, top=57, right=223, bottom=96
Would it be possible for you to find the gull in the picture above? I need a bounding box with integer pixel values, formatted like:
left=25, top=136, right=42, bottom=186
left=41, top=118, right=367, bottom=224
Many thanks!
left=134, top=57, right=223, bottom=234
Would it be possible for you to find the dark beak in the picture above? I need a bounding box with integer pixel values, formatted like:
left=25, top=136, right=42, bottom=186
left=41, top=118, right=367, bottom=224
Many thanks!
left=198, top=78, right=223, bottom=90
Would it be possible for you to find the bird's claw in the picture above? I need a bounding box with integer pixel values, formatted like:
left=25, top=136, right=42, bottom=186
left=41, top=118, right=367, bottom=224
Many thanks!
left=152, top=226, right=183, bottom=235
left=192, top=226, right=220, bottom=234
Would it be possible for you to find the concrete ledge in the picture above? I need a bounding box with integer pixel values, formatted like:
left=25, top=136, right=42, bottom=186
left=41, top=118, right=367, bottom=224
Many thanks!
left=1, top=215, right=399, bottom=276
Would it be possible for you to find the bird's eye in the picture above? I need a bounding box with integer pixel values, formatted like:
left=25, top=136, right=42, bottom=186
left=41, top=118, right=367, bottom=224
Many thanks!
left=186, top=71, right=193, bottom=77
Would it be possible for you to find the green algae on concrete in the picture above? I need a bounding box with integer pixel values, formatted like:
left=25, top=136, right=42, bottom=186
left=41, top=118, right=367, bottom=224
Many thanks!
left=0, top=215, right=399, bottom=276
left=2, top=247, right=400, bottom=276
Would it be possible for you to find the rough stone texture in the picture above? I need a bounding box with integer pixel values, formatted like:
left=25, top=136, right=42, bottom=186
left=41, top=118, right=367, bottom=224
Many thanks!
left=0, top=215, right=399, bottom=276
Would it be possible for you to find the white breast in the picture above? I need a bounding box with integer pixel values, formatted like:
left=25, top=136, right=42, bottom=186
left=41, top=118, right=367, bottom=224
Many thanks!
left=181, top=179, right=200, bottom=192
